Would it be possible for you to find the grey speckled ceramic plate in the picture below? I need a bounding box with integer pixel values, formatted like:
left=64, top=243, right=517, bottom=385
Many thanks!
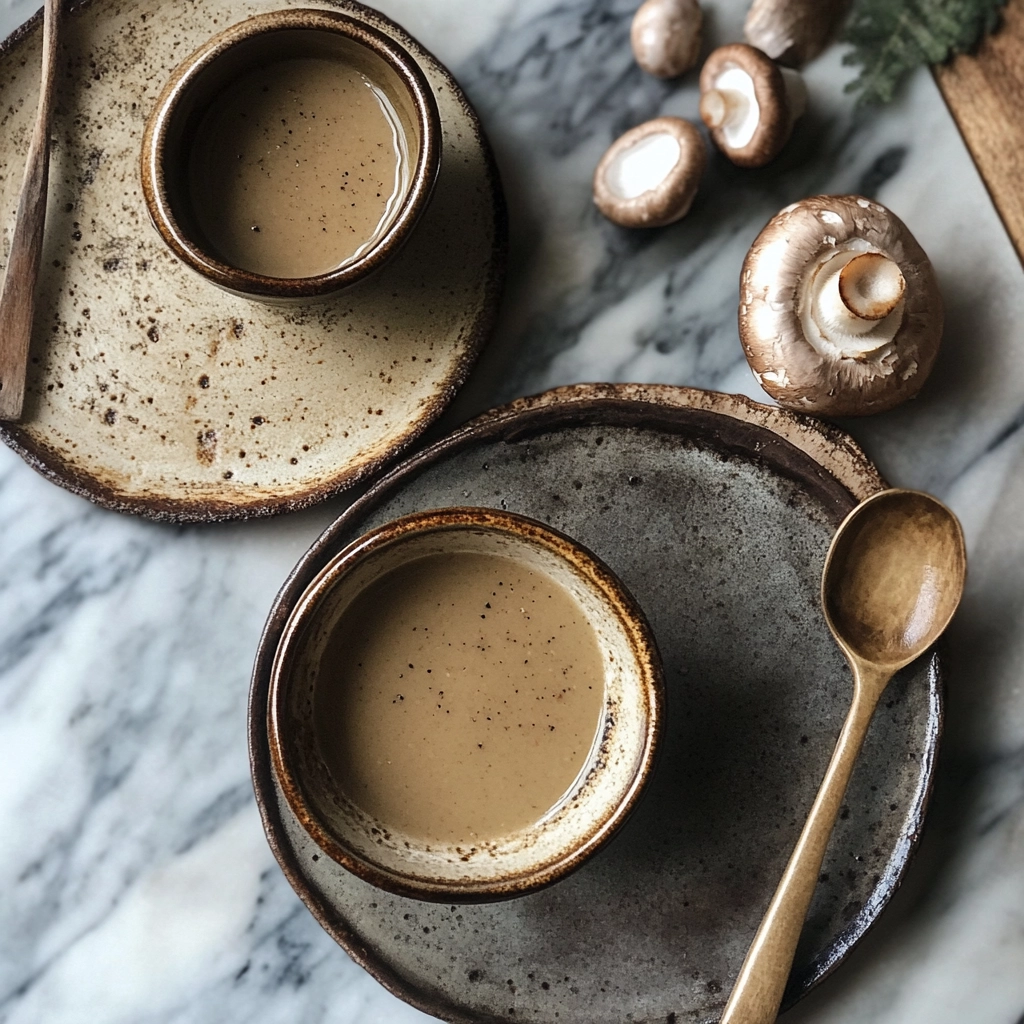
left=0, top=0, right=504, bottom=522
left=249, top=384, right=942, bottom=1024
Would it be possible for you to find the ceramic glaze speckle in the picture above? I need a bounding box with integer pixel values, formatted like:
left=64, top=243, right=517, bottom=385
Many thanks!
left=250, top=386, right=941, bottom=1024
left=0, top=0, right=504, bottom=520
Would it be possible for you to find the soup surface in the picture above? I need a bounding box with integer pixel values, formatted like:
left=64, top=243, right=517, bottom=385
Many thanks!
left=315, top=551, right=606, bottom=845
left=188, top=55, right=408, bottom=278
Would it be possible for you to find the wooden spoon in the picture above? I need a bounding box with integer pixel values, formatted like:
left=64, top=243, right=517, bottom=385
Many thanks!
left=0, top=0, right=63, bottom=420
left=719, top=488, right=966, bottom=1024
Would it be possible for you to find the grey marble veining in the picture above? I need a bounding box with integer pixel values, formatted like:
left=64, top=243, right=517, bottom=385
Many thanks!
left=1, top=0, right=1023, bottom=1022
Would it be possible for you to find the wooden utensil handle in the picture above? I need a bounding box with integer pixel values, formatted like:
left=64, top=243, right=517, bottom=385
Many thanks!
left=718, top=660, right=892, bottom=1024
left=0, top=0, right=63, bottom=420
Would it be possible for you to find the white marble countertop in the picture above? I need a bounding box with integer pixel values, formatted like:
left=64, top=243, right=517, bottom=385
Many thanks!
left=1, top=0, right=1023, bottom=1022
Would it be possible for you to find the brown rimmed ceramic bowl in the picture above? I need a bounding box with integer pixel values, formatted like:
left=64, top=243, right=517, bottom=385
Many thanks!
left=267, top=506, right=664, bottom=903
left=140, top=8, right=441, bottom=300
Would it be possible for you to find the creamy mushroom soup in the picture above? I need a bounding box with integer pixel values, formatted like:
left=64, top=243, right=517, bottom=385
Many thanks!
left=314, top=552, right=606, bottom=845
left=187, top=55, right=409, bottom=279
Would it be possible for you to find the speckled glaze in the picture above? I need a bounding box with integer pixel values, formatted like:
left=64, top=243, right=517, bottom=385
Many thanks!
left=141, top=8, right=441, bottom=300
left=268, top=506, right=664, bottom=902
left=249, top=384, right=942, bottom=1024
left=0, top=0, right=505, bottom=521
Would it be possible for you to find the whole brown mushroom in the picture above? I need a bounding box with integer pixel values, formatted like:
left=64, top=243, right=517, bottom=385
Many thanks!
left=744, top=0, right=846, bottom=68
left=631, top=0, right=703, bottom=79
left=593, top=117, right=707, bottom=228
left=739, top=195, right=943, bottom=417
left=699, top=43, right=806, bottom=167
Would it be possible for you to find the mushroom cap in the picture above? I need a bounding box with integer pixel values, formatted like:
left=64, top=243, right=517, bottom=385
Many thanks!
left=631, top=0, right=703, bottom=79
left=744, top=0, right=845, bottom=68
left=739, top=195, right=943, bottom=417
left=593, top=117, right=707, bottom=228
left=699, top=43, right=791, bottom=168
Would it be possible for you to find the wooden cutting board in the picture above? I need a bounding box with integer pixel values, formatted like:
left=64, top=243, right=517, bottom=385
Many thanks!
left=935, top=0, right=1024, bottom=267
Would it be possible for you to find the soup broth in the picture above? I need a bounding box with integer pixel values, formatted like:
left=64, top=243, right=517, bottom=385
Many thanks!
left=314, top=552, right=607, bottom=845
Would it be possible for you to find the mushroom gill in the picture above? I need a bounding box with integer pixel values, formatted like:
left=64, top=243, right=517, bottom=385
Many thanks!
left=606, top=132, right=683, bottom=199
left=593, top=117, right=706, bottom=228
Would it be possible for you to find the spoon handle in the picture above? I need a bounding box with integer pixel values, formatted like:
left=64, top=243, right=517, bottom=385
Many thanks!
left=0, top=0, right=63, bottom=421
left=719, top=659, right=892, bottom=1024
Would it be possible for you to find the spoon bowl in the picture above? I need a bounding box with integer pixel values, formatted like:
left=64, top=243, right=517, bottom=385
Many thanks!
left=823, top=488, right=967, bottom=668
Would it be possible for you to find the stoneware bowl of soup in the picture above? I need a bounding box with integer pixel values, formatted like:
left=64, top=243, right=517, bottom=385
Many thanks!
left=267, top=507, right=664, bottom=902
left=141, top=8, right=440, bottom=300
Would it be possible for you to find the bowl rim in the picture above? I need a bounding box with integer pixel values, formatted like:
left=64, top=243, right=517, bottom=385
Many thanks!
left=140, top=7, right=441, bottom=299
left=266, top=505, right=665, bottom=902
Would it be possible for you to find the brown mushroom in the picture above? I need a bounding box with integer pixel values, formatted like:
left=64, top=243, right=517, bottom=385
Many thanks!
left=699, top=44, right=806, bottom=167
left=739, top=195, right=943, bottom=417
left=744, top=0, right=847, bottom=68
left=593, top=117, right=706, bottom=228
left=631, top=0, right=703, bottom=79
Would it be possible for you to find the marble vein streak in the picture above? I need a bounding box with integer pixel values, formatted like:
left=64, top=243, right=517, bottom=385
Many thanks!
left=1, top=0, right=1024, bottom=1021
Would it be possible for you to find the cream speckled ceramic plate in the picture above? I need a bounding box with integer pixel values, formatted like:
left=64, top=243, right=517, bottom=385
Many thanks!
left=0, top=0, right=504, bottom=521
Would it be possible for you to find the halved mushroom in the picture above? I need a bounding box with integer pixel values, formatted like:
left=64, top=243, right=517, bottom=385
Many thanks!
left=744, top=0, right=846, bottom=68
left=593, top=117, right=706, bottom=228
left=631, top=0, right=703, bottom=79
left=739, top=195, right=943, bottom=416
left=699, top=43, right=806, bottom=167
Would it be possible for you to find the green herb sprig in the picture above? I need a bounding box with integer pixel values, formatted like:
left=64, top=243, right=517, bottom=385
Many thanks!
left=842, top=0, right=1009, bottom=105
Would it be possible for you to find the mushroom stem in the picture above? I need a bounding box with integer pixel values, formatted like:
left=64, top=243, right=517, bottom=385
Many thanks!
left=699, top=87, right=747, bottom=130
left=700, top=65, right=761, bottom=150
left=839, top=252, right=906, bottom=320
left=810, top=251, right=905, bottom=356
